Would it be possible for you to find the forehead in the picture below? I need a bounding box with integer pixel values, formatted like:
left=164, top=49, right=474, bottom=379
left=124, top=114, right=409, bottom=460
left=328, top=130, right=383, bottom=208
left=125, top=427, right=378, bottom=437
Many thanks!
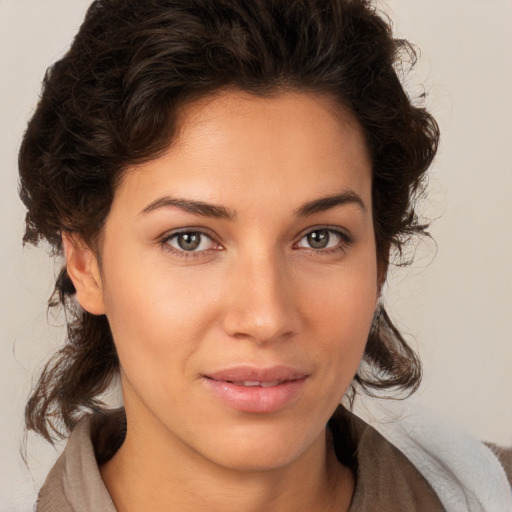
left=115, top=89, right=372, bottom=216
left=174, top=89, right=370, bottom=170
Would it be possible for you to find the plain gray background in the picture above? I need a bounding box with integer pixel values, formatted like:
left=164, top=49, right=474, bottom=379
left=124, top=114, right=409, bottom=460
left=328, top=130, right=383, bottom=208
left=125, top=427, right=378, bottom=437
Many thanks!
left=1, top=0, right=511, bottom=509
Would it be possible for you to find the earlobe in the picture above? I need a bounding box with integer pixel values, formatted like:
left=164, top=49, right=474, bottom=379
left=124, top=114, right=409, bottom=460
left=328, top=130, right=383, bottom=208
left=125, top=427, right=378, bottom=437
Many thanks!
left=62, top=232, right=106, bottom=315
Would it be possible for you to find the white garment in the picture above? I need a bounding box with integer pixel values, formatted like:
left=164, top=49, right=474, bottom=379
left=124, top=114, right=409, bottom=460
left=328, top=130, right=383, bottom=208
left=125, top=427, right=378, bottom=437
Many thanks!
left=364, top=406, right=512, bottom=512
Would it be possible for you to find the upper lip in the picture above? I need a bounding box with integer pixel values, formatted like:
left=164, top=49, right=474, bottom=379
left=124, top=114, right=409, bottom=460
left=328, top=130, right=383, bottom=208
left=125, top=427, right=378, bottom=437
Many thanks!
left=204, top=365, right=309, bottom=383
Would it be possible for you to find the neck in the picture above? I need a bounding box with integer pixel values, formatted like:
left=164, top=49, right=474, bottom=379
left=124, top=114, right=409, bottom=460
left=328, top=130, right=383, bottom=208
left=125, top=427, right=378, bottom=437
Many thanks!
left=100, top=410, right=354, bottom=512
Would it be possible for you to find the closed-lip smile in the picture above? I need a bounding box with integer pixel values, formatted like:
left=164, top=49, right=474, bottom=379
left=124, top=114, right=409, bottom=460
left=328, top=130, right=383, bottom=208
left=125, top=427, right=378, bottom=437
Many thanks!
left=202, top=365, right=309, bottom=413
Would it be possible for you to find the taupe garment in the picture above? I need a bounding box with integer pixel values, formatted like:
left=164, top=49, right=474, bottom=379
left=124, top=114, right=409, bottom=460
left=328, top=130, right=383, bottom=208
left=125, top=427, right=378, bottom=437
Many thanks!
left=36, top=407, right=447, bottom=511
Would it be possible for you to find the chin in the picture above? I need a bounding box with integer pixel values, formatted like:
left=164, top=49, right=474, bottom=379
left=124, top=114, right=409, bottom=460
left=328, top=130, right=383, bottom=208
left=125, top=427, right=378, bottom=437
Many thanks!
left=194, top=420, right=324, bottom=472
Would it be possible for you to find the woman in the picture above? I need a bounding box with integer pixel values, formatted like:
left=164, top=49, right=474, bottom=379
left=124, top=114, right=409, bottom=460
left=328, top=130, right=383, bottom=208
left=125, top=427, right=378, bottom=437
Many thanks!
left=18, top=0, right=512, bottom=510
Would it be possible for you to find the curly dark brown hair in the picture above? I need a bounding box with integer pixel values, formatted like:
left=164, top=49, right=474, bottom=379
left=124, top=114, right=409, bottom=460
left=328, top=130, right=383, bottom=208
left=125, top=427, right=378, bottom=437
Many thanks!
left=19, top=0, right=439, bottom=442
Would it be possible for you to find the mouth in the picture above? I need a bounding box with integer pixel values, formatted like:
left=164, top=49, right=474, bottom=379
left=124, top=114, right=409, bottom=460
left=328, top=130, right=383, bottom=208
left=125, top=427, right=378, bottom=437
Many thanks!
left=204, top=365, right=308, bottom=383
left=202, top=366, right=309, bottom=413
left=220, top=380, right=286, bottom=388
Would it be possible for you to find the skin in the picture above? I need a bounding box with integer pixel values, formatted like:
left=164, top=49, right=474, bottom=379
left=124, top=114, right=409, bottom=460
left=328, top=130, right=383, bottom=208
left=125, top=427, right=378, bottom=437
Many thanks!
left=64, top=89, right=379, bottom=512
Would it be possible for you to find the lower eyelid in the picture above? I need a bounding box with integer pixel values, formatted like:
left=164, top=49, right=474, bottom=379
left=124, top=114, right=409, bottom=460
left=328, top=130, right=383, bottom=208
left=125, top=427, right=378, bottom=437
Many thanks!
left=160, top=228, right=351, bottom=255
left=162, top=230, right=218, bottom=252
left=296, top=228, right=351, bottom=248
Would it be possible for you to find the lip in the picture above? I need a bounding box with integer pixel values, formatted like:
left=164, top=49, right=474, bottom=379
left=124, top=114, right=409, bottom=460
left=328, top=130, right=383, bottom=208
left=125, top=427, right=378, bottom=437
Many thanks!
left=202, top=365, right=309, bottom=414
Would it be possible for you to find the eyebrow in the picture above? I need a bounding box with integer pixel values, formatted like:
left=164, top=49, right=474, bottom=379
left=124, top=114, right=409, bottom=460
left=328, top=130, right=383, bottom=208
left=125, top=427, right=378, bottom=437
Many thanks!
left=294, top=191, right=366, bottom=217
left=139, top=190, right=366, bottom=219
left=140, top=197, right=236, bottom=219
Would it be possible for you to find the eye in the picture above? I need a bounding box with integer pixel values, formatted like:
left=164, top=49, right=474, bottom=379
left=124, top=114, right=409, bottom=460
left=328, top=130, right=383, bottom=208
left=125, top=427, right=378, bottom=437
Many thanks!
left=164, top=231, right=219, bottom=253
left=295, top=228, right=348, bottom=251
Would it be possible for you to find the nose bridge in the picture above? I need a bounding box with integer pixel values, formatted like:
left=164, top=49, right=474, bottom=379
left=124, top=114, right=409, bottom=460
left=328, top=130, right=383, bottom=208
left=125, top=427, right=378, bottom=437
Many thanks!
left=222, top=247, right=299, bottom=344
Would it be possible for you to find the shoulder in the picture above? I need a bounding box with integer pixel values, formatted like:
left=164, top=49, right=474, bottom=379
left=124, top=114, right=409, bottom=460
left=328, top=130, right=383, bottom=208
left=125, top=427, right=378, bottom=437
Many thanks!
left=346, top=405, right=512, bottom=512
left=330, top=407, right=445, bottom=511
left=486, top=443, right=512, bottom=486
left=36, top=410, right=123, bottom=512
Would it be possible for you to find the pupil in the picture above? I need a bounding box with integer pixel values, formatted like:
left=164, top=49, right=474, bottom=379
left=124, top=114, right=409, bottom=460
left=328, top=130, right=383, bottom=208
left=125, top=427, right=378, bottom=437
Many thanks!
left=178, top=232, right=201, bottom=251
left=307, top=230, right=329, bottom=249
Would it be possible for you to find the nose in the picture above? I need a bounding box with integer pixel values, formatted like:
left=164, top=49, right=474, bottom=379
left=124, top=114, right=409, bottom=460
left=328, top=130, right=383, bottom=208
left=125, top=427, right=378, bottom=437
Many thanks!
left=220, top=251, right=302, bottom=345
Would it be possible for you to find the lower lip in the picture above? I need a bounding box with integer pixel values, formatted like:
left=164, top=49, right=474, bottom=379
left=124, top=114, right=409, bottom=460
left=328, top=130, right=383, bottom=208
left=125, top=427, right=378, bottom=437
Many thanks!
left=203, top=377, right=307, bottom=413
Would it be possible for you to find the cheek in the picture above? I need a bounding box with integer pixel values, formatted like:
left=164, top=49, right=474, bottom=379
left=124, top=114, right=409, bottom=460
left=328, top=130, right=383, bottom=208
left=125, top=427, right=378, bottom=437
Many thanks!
left=301, top=252, right=378, bottom=372
left=100, top=229, right=378, bottom=408
left=100, top=254, right=225, bottom=383
left=303, top=245, right=378, bottom=319
left=318, top=284, right=375, bottom=365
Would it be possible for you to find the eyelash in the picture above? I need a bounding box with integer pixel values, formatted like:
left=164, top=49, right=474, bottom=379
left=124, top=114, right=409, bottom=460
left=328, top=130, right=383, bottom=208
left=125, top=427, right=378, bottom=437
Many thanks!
left=159, top=227, right=352, bottom=258
left=293, top=227, right=352, bottom=256
left=160, top=230, right=222, bottom=259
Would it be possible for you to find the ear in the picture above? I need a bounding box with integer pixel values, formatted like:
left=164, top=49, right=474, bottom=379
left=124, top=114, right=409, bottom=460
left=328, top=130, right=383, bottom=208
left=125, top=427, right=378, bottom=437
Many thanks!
left=62, top=232, right=106, bottom=315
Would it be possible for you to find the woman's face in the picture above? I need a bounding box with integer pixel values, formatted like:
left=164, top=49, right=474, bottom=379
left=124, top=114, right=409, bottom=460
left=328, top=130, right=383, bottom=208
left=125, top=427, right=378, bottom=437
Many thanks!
left=88, top=90, right=378, bottom=470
